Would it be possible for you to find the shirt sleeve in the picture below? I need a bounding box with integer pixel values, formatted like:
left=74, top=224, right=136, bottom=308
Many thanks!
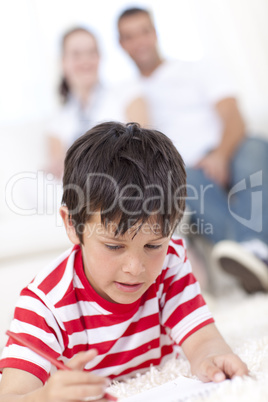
left=106, top=79, right=144, bottom=122
left=0, top=287, right=64, bottom=384
left=195, top=55, right=238, bottom=104
left=160, top=237, right=214, bottom=345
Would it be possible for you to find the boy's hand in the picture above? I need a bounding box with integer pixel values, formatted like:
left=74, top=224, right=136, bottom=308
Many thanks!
left=181, top=324, right=249, bottom=384
left=42, top=349, right=110, bottom=401
left=195, top=352, right=249, bottom=383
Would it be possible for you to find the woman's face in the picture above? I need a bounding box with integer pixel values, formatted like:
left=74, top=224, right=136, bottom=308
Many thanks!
left=62, top=30, right=100, bottom=93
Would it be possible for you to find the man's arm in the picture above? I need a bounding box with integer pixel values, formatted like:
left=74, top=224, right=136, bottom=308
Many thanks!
left=215, top=97, right=246, bottom=159
left=196, top=97, right=245, bottom=186
left=125, top=97, right=149, bottom=127
left=181, top=323, right=248, bottom=382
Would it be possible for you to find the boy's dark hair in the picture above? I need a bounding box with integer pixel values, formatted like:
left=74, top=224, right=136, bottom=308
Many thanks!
left=62, top=121, right=186, bottom=243
left=117, top=7, right=150, bottom=23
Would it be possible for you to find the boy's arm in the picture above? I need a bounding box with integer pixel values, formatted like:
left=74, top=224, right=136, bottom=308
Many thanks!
left=181, top=323, right=248, bottom=382
left=0, top=368, right=44, bottom=401
left=0, top=350, right=109, bottom=402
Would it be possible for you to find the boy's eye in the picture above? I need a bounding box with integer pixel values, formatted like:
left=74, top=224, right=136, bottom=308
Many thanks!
left=105, top=244, right=122, bottom=251
left=145, top=244, right=162, bottom=250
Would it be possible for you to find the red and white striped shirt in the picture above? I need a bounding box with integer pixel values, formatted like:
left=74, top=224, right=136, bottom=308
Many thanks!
left=0, top=237, right=214, bottom=383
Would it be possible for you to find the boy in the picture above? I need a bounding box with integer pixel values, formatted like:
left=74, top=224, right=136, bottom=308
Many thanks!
left=0, top=122, right=248, bottom=401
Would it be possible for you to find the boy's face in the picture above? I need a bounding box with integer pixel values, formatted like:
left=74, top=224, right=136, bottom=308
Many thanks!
left=61, top=209, right=170, bottom=304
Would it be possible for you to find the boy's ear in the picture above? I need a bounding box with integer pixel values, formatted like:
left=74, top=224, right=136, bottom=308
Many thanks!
left=59, top=206, right=80, bottom=245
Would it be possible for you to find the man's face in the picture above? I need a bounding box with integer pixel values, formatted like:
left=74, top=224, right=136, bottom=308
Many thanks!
left=76, top=213, right=170, bottom=304
left=118, top=12, right=158, bottom=69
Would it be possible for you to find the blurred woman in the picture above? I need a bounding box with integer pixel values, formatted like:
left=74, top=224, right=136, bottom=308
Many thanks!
left=47, top=26, right=147, bottom=178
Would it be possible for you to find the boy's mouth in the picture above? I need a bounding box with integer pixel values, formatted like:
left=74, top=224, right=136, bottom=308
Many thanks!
left=114, top=281, right=143, bottom=293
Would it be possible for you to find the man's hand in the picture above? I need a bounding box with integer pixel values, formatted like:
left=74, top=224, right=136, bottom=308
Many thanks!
left=195, top=149, right=229, bottom=187
left=195, top=97, right=246, bottom=187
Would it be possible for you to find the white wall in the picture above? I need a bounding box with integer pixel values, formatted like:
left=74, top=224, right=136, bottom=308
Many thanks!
left=195, top=0, right=268, bottom=135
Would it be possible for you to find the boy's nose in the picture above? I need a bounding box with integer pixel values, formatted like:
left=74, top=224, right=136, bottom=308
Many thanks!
left=122, top=254, right=145, bottom=276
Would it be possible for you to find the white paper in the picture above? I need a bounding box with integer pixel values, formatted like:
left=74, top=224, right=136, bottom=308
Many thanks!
left=119, top=376, right=226, bottom=402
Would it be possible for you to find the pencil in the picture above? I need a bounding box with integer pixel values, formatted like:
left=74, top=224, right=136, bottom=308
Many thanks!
left=6, top=330, right=117, bottom=401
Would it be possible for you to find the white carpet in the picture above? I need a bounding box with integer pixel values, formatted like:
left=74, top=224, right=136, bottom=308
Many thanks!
left=109, top=283, right=268, bottom=401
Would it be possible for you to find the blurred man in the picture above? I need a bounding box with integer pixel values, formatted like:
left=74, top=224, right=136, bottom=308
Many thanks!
left=117, top=7, right=268, bottom=293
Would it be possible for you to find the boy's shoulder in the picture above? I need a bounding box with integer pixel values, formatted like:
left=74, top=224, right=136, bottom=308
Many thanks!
left=155, top=236, right=192, bottom=295
left=167, top=236, right=187, bottom=262
left=25, top=245, right=81, bottom=307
